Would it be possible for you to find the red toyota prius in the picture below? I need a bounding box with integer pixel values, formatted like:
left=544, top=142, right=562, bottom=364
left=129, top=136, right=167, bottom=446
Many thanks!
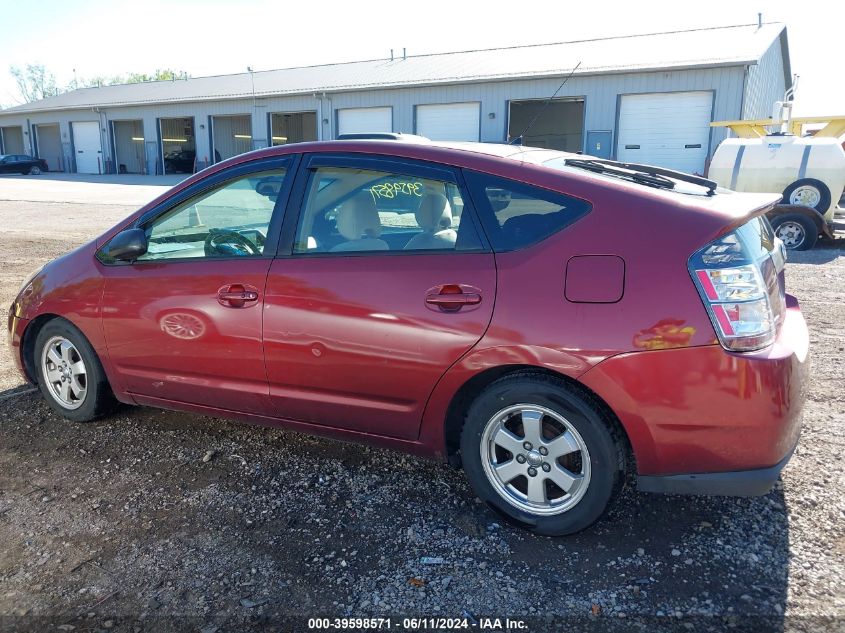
left=7, top=137, right=808, bottom=535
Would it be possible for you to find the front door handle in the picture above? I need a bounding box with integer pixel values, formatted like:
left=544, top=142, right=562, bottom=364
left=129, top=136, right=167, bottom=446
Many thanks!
left=217, top=284, right=259, bottom=308
left=425, top=284, right=483, bottom=312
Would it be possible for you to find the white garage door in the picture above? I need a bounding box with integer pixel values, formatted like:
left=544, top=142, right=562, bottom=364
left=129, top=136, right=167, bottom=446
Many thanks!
left=416, top=102, right=480, bottom=141
left=337, top=107, right=392, bottom=137
left=617, top=91, right=712, bottom=175
left=72, top=121, right=103, bottom=174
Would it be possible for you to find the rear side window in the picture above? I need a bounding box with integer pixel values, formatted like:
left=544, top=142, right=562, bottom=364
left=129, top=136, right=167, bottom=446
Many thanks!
left=292, top=166, right=483, bottom=254
left=464, top=171, right=591, bottom=251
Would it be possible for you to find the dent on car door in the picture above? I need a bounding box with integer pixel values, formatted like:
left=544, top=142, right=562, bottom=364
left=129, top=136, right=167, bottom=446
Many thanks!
left=263, top=154, right=496, bottom=440
left=98, top=158, right=296, bottom=415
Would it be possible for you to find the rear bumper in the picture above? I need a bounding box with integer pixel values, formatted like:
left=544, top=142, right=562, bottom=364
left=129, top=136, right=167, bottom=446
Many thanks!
left=637, top=439, right=797, bottom=496
left=579, top=295, right=809, bottom=491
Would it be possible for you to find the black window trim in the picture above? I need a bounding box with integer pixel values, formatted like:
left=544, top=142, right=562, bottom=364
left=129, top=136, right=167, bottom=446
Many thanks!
left=462, top=169, right=593, bottom=253
left=275, top=152, right=491, bottom=259
left=97, top=154, right=299, bottom=265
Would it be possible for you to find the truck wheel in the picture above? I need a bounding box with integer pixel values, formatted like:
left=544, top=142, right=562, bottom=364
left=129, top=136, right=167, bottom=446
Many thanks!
left=783, top=179, right=831, bottom=214
left=770, top=213, right=818, bottom=251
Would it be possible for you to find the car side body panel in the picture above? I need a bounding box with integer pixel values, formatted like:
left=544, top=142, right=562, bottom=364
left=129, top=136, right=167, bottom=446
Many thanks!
left=580, top=295, right=808, bottom=475
left=263, top=253, right=496, bottom=440
left=99, top=258, right=274, bottom=415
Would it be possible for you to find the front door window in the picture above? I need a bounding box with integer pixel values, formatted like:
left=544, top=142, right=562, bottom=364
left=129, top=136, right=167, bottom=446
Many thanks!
left=137, top=170, right=286, bottom=260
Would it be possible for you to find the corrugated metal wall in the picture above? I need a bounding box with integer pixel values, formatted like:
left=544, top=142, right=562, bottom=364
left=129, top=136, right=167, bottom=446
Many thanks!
left=0, top=64, right=753, bottom=173
left=317, top=66, right=745, bottom=157
left=742, top=36, right=788, bottom=120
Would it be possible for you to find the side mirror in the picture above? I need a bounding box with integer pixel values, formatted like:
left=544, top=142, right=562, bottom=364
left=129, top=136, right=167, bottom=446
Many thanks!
left=107, top=228, right=148, bottom=261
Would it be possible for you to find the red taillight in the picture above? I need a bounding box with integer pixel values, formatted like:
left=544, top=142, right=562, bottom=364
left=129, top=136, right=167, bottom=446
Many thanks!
left=695, top=269, right=719, bottom=301
left=711, top=304, right=736, bottom=336
left=689, top=218, right=786, bottom=352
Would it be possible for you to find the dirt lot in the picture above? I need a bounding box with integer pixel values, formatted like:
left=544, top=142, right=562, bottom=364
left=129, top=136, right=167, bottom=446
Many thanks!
left=0, top=174, right=843, bottom=632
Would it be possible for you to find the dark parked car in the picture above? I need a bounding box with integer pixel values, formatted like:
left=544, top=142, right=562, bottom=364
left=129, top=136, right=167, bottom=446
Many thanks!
left=7, top=138, right=808, bottom=535
left=0, top=154, right=48, bottom=175
left=163, top=149, right=196, bottom=174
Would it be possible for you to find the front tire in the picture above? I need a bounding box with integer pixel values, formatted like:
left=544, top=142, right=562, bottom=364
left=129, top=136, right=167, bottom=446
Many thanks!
left=34, top=319, right=116, bottom=422
left=460, top=373, right=624, bottom=536
left=770, top=213, right=818, bottom=251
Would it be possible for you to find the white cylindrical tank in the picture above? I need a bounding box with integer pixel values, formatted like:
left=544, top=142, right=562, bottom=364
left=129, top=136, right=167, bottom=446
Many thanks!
left=708, top=135, right=845, bottom=221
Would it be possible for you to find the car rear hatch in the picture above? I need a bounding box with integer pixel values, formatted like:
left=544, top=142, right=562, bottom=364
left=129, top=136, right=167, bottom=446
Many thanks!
left=546, top=156, right=787, bottom=352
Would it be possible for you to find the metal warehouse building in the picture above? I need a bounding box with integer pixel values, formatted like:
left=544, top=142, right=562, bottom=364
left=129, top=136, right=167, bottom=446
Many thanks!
left=0, top=22, right=790, bottom=177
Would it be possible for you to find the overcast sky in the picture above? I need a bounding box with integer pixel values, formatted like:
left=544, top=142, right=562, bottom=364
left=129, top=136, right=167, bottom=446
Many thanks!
left=1, top=0, right=842, bottom=116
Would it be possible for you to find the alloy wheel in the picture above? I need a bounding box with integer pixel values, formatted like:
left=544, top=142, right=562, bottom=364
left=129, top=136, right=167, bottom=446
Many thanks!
left=480, top=404, right=591, bottom=516
left=41, top=336, right=87, bottom=410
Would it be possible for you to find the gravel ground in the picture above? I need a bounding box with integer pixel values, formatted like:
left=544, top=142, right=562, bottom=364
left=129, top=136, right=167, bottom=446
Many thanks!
left=0, top=174, right=843, bottom=632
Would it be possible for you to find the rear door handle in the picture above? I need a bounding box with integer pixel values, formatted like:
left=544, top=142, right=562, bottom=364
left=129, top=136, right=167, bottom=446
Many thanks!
left=217, top=284, right=260, bottom=308
left=425, top=284, right=483, bottom=312
left=425, top=293, right=481, bottom=307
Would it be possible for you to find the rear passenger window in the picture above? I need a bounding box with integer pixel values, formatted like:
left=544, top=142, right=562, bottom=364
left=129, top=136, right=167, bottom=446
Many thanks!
left=465, top=172, right=591, bottom=251
left=292, top=166, right=483, bottom=254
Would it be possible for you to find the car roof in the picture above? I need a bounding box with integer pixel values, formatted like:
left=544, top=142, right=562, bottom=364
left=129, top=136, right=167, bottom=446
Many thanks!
left=192, top=137, right=729, bottom=207
left=230, top=137, right=579, bottom=172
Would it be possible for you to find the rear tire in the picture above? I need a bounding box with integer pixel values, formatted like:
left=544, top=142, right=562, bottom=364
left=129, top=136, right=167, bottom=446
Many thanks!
left=459, top=373, right=624, bottom=536
left=34, top=319, right=116, bottom=422
left=770, top=213, right=818, bottom=251
left=782, top=178, right=831, bottom=214
left=28, top=166, right=42, bottom=175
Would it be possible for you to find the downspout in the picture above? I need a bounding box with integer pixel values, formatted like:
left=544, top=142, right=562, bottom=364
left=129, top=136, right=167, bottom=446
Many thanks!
left=314, top=93, right=323, bottom=141
left=322, top=92, right=333, bottom=139
left=94, top=107, right=107, bottom=173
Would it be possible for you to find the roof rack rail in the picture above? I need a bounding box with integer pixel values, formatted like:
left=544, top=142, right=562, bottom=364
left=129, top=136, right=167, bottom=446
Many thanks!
left=336, top=132, right=430, bottom=142
left=589, top=158, right=718, bottom=195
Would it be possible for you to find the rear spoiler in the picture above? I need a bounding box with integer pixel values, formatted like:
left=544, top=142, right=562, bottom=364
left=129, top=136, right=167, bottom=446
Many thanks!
left=692, top=191, right=783, bottom=242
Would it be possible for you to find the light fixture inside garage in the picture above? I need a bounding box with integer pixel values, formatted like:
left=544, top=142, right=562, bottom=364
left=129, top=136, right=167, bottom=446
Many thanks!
left=162, top=138, right=188, bottom=142
left=234, top=134, right=252, bottom=139
left=271, top=136, right=288, bottom=142
left=131, top=137, right=144, bottom=141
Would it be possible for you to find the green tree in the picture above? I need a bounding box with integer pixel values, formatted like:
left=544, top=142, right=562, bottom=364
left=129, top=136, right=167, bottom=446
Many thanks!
left=81, top=69, right=190, bottom=87
left=9, top=64, right=60, bottom=103
left=144, top=69, right=189, bottom=82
